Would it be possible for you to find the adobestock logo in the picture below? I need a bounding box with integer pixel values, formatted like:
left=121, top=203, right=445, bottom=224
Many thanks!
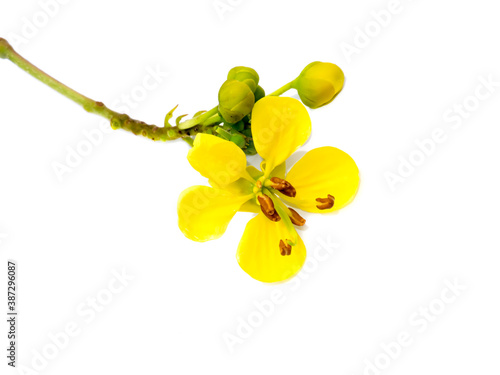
left=16, top=268, right=134, bottom=375
left=212, top=0, right=244, bottom=21
left=223, top=235, right=339, bottom=354
left=353, top=278, right=466, bottom=375
left=6, top=0, right=72, bottom=49
left=384, top=74, right=499, bottom=192
left=339, top=0, right=413, bottom=63
left=51, top=64, right=169, bottom=182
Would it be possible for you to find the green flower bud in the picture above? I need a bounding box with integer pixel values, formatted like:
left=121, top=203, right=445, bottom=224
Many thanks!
left=230, top=120, right=245, bottom=132
left=292, top=62, right=345, bottom=109
left=227, top=66, right=259, bottom=92
left=230, top=134, right=246, bottom=149
left=254, top=85, right=265, bottom=102
left=218, top=79, right=255, bottom=124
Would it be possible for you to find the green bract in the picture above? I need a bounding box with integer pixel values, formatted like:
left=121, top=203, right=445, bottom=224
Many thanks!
left=218, top=79, right=255, bottom=123
left=292, top=62, right=345, bottom=109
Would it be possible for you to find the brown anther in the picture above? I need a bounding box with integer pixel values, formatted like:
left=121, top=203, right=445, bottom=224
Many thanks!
left=288, top=208, right=306, bottom=226
left=270, top=177, right=289, bottom=190
left=265, top=210, right=281, bottom=222
left=257, top=194, right=281, bottom=222
left=316, top=194, right=335, bottom=210
left=281, top=186, right=296, bottom=198
left=270, top=177, right=296, bottom=198
left=279, top=240, right=292, bottom=256
left=257, top=194, right=274, bottom=215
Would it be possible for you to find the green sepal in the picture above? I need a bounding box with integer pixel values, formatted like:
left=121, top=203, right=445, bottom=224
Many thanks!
left=175, top=114, right=188, bottom=126
left=164, top=105, right=179, bottom=127
left=193, top=110, right=207, bottom=117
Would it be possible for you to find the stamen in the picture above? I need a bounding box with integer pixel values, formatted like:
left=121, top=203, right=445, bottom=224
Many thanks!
left=316, top=194, right=335, bottom=210
left=257, top=194, right=281, bottom=222
left=269, top=177, right=289, bottom=190
left=268, top=191, right=299, bottom=246
left=257, top=194, right=274, bottom=215
left=279, top=239, right=292, bottom=256
left=288, top=208, right=306, bottom=226
left=269, top=177, right=296, bottom=198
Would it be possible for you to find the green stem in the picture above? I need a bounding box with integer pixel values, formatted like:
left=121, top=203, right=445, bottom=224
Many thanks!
left=1, top=38, right=118, bottom=119
left=0, top=38, right=196, bottom=142
left=268, top=81, right=294, bottom=97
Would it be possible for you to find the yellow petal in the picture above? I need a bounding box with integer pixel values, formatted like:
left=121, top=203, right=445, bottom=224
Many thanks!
left=178, top=186, right=250, bottom=242
left=188, top=134, right=248, bottom=187
left=282, top=146, right=359, bottom=213
left=251, top=97, right=311, bottom=173
left=237, top=213, right=306, bottom=283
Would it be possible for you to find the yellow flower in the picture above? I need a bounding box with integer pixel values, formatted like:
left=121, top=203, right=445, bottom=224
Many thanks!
left=178, top=96, right=359, bottom=283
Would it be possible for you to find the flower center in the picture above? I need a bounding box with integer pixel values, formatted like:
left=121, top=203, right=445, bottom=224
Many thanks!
left=251, top=175, right=306, bottom=256
left=247, top=168, right=337, bottom=256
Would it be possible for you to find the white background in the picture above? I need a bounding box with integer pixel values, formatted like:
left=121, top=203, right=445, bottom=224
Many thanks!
left=1, top=0, right=500, bottom=374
